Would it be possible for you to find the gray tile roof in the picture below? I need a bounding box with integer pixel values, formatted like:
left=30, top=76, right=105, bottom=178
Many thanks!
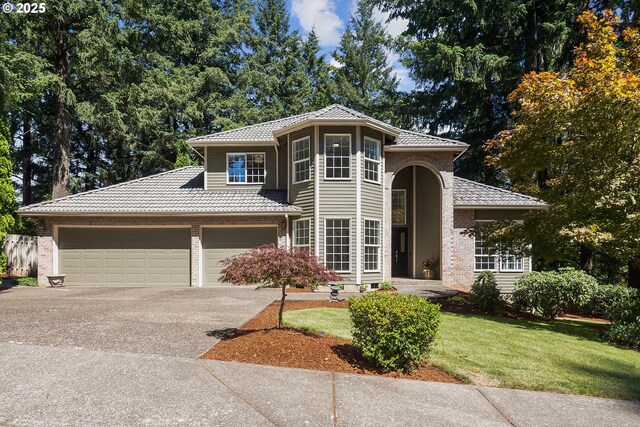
left=453, top=177, right=545, bottom=207
left=17, top=167, right=302, bottom=215
left=187, top=104, right=468, bottom=148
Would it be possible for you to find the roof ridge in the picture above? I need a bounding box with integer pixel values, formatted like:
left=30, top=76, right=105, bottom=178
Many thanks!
left=453, top=176, right=543, bottom=202
left=187, top=112, right=311, bottom=141
left=18, top=167, right=200, bottom=212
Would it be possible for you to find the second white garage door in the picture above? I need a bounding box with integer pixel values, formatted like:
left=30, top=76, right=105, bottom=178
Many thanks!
left=202, top=227, right=278, bottom=286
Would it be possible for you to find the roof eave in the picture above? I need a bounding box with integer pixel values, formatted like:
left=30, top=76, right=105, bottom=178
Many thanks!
left=17, top=210, right=303, bottom=217
left=454, top=204, right=547, bottom=209
left=272, top=119, right=401, bottom=138
left=385, top=144, right=468, bottom=152
left=186, top=140, right=277, bottom=148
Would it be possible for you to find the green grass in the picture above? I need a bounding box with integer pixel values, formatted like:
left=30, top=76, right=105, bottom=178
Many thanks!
left=282, top=308, right=640, bottom=400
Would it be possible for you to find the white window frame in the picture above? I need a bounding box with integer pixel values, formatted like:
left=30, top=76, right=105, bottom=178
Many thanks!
left=364, top=218, right=381, bottom=273
left=474, top=220, right=524, bottom=273
left=324, top=218, right=351, bottom=273
left=391, top=189, right=407, bottom=225
left=363, top=137, right=381, bottom=184
left=292, top=218, right=311, bottom=251
left=226, top=152, right=267, bottom=184
left=324, top=134, right=351, bottom=181
left=292, top=136, right=311, bottom=184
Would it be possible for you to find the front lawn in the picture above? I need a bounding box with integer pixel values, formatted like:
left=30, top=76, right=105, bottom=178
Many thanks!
left=282, top=308, right=640, bottom=400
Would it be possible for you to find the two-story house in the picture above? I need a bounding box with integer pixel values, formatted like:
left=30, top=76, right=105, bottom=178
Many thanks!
left=19, top=104, right=545, bottom=291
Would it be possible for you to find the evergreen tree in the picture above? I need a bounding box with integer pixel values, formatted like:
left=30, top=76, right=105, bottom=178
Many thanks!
left=371, top=0, right=591, bottom=183
left=234, top=0, right=307, bottom=122
left=300, top=28, right=336, bottom=110
left=332, top=0, right=402, bottom=124
left=0, top=92, right=16, bottom=272
left=174, top=140, right=191, bottom=168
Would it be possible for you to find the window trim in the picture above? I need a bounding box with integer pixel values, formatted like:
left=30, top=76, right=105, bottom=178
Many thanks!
left=292, top=136, right=311, bottom=184
left=292, top=218, right=311, bottom=250
left=324, top=217, right=351, bottom=273
left=473, top=220, right=525, bottom=273
left=363, top=218, right=381, bottom=273
left=391, top=189, right=407, bottom=225
left=226, top=152, right=267, bottom=185
left=363, top=136, right=381, bottom=184
left=324, top=134, right=352, bottom=181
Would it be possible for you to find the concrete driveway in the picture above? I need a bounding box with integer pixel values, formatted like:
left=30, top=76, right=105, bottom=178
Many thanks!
left=0, top=285, right=279, bottom=357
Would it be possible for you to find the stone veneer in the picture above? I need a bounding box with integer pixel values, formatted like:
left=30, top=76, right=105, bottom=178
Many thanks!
left=37, top=216, right=288, bottom=287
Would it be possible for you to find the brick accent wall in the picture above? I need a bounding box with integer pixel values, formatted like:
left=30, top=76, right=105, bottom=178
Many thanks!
left=37, top=216, right=287, bottom=287
left=383, top=152, right=455, bottom=287
left=452, top=209, right=475, bottom=291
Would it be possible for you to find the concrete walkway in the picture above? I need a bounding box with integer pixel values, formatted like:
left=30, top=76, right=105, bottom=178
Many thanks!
left=1, top=341, right=639, bottom=427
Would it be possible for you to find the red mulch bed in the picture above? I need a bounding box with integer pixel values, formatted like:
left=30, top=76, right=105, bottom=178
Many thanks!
left=200, top=299, right=461, bottom=383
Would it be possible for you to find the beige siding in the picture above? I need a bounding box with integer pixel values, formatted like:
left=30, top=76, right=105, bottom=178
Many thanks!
left=474, top=258, right=531, bottom=294
left=288, top=128, right=316, bottom=250
left=361, top=127, right=384, bottom=283
left=206, top=146, right=277, bottom=190
left=318, top=126, right=357, bottom=282
left=58, top=228, right=190, bottom=286
left=202, top=227, right=277, bottom=286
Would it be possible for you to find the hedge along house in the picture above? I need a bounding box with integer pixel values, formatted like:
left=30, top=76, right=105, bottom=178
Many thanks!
left=18, top=104, right=545, bottom=291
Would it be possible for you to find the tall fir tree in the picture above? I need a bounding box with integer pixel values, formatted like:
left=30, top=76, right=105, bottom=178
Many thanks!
left=300, top=28, right=336, bottom=110
left=234, top=0, right=307, bottom=123
left=371, top=0, right=609, bottom=184
left=332, top=0, right=402, bottom=124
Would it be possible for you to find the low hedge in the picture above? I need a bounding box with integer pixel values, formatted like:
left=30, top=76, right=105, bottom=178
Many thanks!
left=604, top=297, right=640, bottom=348
left=585, top=285, right=638, bottom=319
left=349, top=293, right=441, bottom=372
left=12, top=277, right=38, bottom=287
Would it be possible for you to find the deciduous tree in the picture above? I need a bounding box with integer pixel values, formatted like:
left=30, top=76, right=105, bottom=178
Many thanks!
left=220, top=245, right=342, bottom=327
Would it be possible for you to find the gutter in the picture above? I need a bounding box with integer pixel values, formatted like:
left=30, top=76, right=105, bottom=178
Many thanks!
left=454, top=205, right=547, bottom=210
left=17, top=210, right=304, bottom=218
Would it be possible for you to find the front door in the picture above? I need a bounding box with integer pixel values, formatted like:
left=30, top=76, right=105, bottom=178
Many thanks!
left=392, top=227, right=409, bottom=277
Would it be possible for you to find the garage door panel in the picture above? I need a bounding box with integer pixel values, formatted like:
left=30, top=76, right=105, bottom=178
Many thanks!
left=203, top=227, right=277, bottom=286
left=58, top=228, right=190, bottom=286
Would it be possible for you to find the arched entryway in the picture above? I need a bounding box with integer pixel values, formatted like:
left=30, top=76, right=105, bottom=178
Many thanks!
left=390, top=165, right=442, bottom=279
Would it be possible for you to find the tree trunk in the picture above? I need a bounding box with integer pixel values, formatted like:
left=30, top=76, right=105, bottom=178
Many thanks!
left=22, top=109, right=32, bottom=206
left=579, top=245, right=593, bottom=275
left=524, top=1, right=539, bottom=72
left=278, top=284, right=287, bottom=328
left=51, top=22, right=71, bottom=200
left=629, top=256, right=640, bottom=289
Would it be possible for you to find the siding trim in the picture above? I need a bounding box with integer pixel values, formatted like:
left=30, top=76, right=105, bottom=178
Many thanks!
left=53, top=225, right=59, bottom=274
left=287, top=134, right=291, bottom=203
left=412, top=166, right=417, bottom=277
left=204, top=147, right=208, bottom=190
left=314, top=125, right=320, bottom=256
left=381, top=131, right=386, bottom=280
left=198, top=225, right=203, bottom=287
left=356, top=125, right=362, bottom=284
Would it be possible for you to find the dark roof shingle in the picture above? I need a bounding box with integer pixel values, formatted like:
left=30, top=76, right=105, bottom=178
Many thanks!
left=453, top=177, right=545, bottom=208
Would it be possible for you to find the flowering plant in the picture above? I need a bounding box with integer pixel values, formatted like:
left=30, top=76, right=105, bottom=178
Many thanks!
left=422, top=259, right=433, bottom=271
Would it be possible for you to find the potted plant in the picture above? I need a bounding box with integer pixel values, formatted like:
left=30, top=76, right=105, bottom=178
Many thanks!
left=422, top=259, right=435, bottom=280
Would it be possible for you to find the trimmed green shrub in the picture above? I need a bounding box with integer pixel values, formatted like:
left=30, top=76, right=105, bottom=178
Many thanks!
left=12, top=277, right=38, bottom=287
left=512, top=269, right=597, bottom=319
left=470, top=271, right=503, bottom=313
left=349, top=293, right=441, bottom=372
left=378, top=282, right=393, bottom=290
left=605, top=298, right=640, bottom=348
left=585, top=285, right=638, bottom=319
left=0, top=252, right=6, bottom=273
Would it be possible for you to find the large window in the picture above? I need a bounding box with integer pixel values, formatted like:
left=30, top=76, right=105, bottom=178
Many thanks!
left=363, top=137, right=381, bottom=183
left=292, top=219, right=310, bottom=250
left=474, top=222, right=524, bottom=272
left=364, top=219, right=381, bottom=272
left=292, top=137, right=310, bottom=183
left=227, top=153, right=266, bottom=184
left=392, top=190, right=406, bottom=225
left=325, top=218, right=350, bottom=272
left=324, top=135, right=351, bottom=179
left=474, top=235, right=496, bottom=271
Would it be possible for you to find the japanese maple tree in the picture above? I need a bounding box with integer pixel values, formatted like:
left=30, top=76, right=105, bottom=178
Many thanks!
left=220, top=244, right=342, bottom=327
left=487, top=10, right=640, bottom=287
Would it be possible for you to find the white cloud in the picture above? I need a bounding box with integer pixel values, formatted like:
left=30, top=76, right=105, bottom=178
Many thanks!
left=372, top=7, right=408, bottom=37
left=329, top=58, right=344, bottom=68
left=394, top=66, right=415, bottom=92
left=292, top=0, right=344, bottom=47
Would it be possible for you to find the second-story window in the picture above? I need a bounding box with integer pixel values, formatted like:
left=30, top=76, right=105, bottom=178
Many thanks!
left=325, top=134, right=351, bottom=180
left=363, top=137, right=381, bottom=183
left=292, top=137, right=310, bottom=183
left=227, top=153, right=266, bottom=184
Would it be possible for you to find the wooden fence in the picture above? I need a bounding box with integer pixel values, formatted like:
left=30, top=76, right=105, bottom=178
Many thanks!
left=2, top=234, right=37, bottom=277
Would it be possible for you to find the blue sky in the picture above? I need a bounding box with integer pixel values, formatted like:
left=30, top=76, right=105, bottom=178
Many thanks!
left=286, top=0, right=416, bottom=92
